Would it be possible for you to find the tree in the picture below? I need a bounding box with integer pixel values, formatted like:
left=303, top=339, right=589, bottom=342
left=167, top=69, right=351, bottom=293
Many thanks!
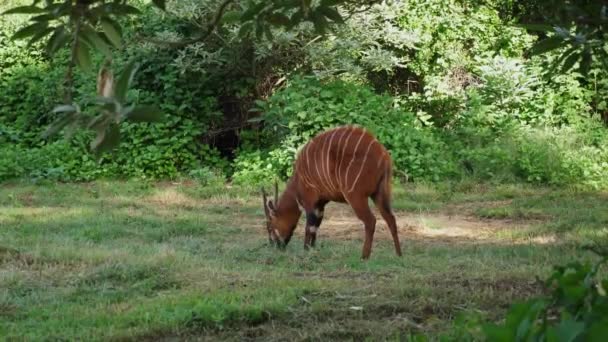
left=516, top=0, right=607, bottom=75
left=2, top=0, right=361, bottom=155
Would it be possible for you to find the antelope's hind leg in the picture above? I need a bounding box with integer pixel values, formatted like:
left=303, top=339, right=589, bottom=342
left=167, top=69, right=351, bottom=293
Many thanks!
left=373, top=193, right=402, bottom=257
left=347, top=194, right=377, bottom=259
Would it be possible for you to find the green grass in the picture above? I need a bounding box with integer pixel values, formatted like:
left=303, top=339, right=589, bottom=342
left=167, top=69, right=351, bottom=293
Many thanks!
left=1, top=180, right=607, bottom=340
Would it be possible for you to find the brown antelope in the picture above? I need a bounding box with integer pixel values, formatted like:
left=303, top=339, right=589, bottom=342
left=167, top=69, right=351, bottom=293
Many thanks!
left=261, top=125, right=402, bottom=259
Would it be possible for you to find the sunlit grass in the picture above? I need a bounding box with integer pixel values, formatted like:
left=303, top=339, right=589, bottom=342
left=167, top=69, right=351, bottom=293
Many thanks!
left=1, top=180, right=606, bottom=340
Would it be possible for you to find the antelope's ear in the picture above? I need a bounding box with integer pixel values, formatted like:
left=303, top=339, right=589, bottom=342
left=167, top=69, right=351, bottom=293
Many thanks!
left=267, top=200, right=277, bottom=217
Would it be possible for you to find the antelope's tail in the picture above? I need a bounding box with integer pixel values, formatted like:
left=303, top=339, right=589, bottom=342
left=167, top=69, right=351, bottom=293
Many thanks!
left=375, top=157, right=393, bottom=212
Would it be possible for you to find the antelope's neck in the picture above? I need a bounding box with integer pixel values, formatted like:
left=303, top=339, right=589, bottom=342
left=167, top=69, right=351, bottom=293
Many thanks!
left=276, top=178, right=302, bottom=226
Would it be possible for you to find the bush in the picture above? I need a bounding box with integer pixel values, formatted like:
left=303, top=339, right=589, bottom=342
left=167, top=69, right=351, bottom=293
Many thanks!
left=234, top=77, right=457, bottom=184
left=101, top=117, right=226, bottom=180
left=514, top=127, right=608, bottom=189
left=0, top=138, right=104, bottom=182
left=417, top=248, right=608, bottom=341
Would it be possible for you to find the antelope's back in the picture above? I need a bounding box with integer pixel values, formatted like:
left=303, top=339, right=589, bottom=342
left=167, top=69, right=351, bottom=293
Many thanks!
left=294, top=125, right=391, bottom=196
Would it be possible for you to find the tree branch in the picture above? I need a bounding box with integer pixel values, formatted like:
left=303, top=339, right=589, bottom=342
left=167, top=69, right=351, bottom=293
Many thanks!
left=64, top=6, right=84, bottom=104
left=142, top=0, right=236, bottom=48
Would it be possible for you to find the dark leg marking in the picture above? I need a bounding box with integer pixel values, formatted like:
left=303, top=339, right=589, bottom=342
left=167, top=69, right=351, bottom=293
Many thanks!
left=304, top=202, right=327, bottom=249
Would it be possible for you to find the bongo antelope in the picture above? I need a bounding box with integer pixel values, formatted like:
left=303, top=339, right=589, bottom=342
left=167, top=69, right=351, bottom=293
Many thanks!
left=261, top=125, right=402, bottom=259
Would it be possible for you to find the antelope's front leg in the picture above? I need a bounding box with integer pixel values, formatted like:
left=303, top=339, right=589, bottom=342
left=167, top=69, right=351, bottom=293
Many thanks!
left=304, top=209, right=323, bottom=250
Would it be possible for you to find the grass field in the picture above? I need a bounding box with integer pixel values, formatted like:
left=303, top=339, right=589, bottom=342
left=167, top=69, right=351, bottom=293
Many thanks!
left=1, top=180, right=607, bottom=340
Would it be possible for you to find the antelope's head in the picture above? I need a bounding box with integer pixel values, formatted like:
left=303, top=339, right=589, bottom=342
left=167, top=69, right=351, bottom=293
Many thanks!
left=261, top=182, right=291, bottom=248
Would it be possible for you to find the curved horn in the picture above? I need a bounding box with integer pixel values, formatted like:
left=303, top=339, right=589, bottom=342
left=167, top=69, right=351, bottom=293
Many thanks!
left=261, top=187, right=269, bottom=215
left=274, top=181, right=278, bottom=205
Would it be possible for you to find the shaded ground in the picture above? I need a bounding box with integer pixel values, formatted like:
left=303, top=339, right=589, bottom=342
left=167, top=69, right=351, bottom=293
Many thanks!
left=1, top=181, right=606, bottom=341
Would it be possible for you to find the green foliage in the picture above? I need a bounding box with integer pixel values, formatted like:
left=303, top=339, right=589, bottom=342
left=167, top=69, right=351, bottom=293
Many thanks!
left=0, top=118, right=229, bottom=182
left=188, top=166, right=226, bottom=187
left=0, top=137, right=104, bottom=182
left=237, top=76, right=456, bottom=183
left=1, top=0, right=608, bottom=189
left=518, top=1, right=607, bottom=76
left=231, top=149, right=277, bottom=186
left=481, top=249, right=608, bottom=341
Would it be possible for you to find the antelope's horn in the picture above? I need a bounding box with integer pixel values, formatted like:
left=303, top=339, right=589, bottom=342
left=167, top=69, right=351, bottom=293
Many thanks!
left=274, top=181, right=278, bottom=204
left=261, top=187, right=268, bottom=206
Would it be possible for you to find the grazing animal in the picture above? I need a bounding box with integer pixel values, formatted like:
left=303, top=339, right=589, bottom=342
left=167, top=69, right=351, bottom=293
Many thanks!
left=262, top=125, right=402, bottom=259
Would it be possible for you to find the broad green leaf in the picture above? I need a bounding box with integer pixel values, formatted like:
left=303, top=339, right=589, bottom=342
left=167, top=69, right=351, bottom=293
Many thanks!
left=561, top=51, right=580, bottom=73
left=87, top=114, right=108, bottom=130
left=482, top=325, right=513, bottom=342
left=27, top=26, right=54, bottom=47
left=255, top=20, right=264, bottom=40
left=114, top=61, right=139, bottom=103
left=310, top=11, right=328, bottom=34
left=546, top=45, right=577, bottom=76
left=318, top=6, right=343, bottom=23
left=2, top=5, right=44, bottom=15
left=11, top=21, right=49, bottom=40
left=515, top=23, right=554, bottom=32
left=264, top=25, right=274, bottom=40
left=30, top=13, right=55, bottom=22
left=101, top=18, right=122, bottom=48
left=579, top=50, right=592, bottom=75
left=588, top=320, right=608, bottom=342
left=91, top=123, right=120, bottom=154
left=321, top=0, right=346, bottom=6
left=81, top=25, right=112, bottom=56
left=52, top=105, right=77, bottom=114
left=530, top=36, right=567, bottom=56
left=546, top=327, right=560, bottom=342
left=107, top=3, right=141, bottom=15
left=267, top=13, right=290, bottom=26
left=554, top=319, right=585, bottom=342
left=76, top=39, right=93, bottom=72
left=45, top=26, right=69, bottom=56
left=221, top=10, right=241, bottom=24
left=288, top=10, right=304, bottom=29
left=241, top=2, right=266, bottom=22
left=49, top=2, right=72, bottom=17
left=43, top=112, right=74, bottom=138
left=238, top=22, right=253, bottom=37
left=124, top=105, right=165, bottom=123
left=152, top=0, right=166, bottom=10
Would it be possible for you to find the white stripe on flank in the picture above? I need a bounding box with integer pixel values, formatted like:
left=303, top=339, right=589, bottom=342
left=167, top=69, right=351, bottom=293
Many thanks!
left=377, top=152, right=385, bottom=169
left=305, top=141, right=319, bottom=189
left=324, top=130, right=339, bottom=193
left=334, top=128, right=348, bottom=191
left=314, top=135, right=331, bottom=193
left=300, top=143, right=317, bottom=190
left=337, top=127, right=356, bottom=189
left=298, top=162, right=316, bottom=189
left=348, top=139, right=375, bottom=192
left=342, top=131, right=366, bottom=190
left=333, top=128, right=348, bottom=190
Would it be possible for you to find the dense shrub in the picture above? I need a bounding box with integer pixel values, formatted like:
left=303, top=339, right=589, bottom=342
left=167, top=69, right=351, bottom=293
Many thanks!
left=233, top=75, right=608, bottom=189
left=0, top=138, right=103, bottom=182
left=233, top=77, right=456, bottom=183
left=432, top=249, right=608, bottom=341
left=1, top=0, right=607, bottom=189
left=0, top=0, right=230, bottom=182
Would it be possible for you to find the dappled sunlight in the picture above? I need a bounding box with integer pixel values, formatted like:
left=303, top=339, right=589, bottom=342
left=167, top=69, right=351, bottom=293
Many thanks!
left=2, top=181, right=606, bottom=341
left=144, top=187, right=201, bottom=208
left=0, top=206, right=95, bottom=225
left=313, top=202, right=540, bottom=246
